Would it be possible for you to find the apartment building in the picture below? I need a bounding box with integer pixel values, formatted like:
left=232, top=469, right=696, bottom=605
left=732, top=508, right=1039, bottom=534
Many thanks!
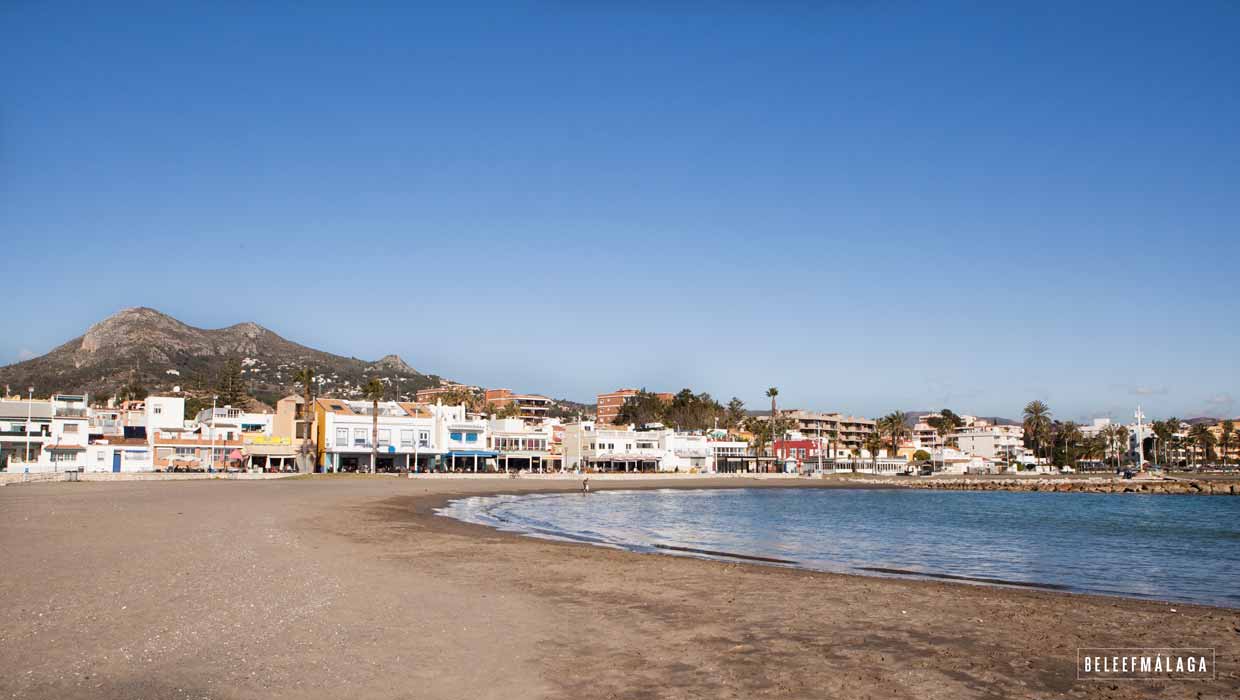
left=484, top=389, right=553, bottom=422
left=953, top=424, right=1025, bottom=461
left=768, top=409, right=878, bottom=456
left=595, top=388, right=673, bottom=425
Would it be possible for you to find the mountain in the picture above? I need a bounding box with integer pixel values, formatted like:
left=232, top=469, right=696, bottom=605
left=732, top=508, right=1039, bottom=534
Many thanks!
left=0, top=307, right=441, bottom=404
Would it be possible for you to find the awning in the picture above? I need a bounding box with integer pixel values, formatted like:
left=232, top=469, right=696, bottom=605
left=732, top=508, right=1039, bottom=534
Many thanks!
left=47, top=444, right=87, bottom=451
left=446, top=450, right=499, bottom=458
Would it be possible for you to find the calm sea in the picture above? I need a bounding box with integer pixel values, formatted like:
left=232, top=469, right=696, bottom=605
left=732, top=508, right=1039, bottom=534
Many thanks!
left=439, top=487, right=1240, bottom=608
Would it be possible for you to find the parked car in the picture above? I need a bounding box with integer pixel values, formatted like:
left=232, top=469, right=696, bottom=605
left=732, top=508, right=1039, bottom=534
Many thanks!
left=1059, top=466, right=1075, bottom=474
left=1121, top=469, right=1135, bottom=479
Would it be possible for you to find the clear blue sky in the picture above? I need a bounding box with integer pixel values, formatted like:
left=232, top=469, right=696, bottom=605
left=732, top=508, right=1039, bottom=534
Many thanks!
left=2, top=1, right=1237, bottom=421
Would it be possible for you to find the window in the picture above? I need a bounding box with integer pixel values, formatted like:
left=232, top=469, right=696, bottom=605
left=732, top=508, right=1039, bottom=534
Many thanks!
left=154, top=406, right=162, bottom=415
left=336, top=428, right=348, bottom=447
left=353, top=428, right=368, bottom=447
left=378, top=429, right=391, bottom=446
left=418, top=431, right=430, bottom=447
left=175, top=447, right=195, bottom=457
left=400, top=430, right=413, bottom=447
left=63, top=424, right=79, bottom=434
left=97, top=451, right=106, bottom=462
left=450, top=431, right=462, bottom=441
left=465, top=433, right=477, bottom=443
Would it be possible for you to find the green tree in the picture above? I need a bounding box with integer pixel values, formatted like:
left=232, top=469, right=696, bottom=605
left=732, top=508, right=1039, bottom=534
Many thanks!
left=1057, top=421, right=1082, bottom=467
left=1022, top=401, right=1052, bottom=462
left=216, top=357, right=247, bottom=407
left=913, top=449, right=931, bottom=462
left=725, top=397, right=746, bottom=429
left=363, top=378, right=385, bottom=473
left=765, top=387, right=779, bottom=417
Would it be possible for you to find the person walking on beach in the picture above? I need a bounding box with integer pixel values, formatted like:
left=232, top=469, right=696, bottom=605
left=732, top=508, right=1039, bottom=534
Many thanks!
left=582, top=477, right=590, bottom=493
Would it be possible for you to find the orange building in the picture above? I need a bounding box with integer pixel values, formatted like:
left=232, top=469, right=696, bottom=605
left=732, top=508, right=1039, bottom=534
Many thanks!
left=595, top=388, right=673, bottom=425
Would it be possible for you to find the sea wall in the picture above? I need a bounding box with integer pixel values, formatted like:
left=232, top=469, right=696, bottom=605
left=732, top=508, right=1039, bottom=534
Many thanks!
left=838, top=476, right=1240, bottom=495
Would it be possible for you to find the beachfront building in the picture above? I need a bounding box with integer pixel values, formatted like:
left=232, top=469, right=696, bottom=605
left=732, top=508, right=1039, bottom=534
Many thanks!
left=85, top=438, right=153, bottom=472
left=150, top=395, right=244, bottom=471
left=242, top=395, right=313, bottom=472
left=953, top=424, right=1025, bottom=461
left=765, top=409, right=878, bottom=456
left=929, top=447, right=1000, bottom=475
left=484, top=389, right=553, bottom=422
left=0, top=394, right=96, bottom=473
left=562, top=423, right=663, bottom=472
left=315, top=398, right=438, bottom=472
left=488, top=416, right=554, bottom=472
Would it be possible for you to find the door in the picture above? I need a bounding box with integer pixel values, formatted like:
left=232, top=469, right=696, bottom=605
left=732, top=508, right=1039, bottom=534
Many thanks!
left=112, top=452, right=121, bottom=473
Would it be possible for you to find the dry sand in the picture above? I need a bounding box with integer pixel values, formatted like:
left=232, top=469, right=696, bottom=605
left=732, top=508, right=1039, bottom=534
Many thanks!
left=1, top=476, right=1236, bottom=699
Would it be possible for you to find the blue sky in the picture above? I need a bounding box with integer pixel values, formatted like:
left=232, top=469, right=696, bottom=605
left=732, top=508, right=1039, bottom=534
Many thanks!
left=2, top=1, right=1237, bottom=420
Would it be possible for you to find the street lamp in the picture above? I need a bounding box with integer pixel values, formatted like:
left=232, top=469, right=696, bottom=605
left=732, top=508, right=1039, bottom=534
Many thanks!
left=208, top=395, right=217, bottom=472
left=24, top=387, right=33, bottom=464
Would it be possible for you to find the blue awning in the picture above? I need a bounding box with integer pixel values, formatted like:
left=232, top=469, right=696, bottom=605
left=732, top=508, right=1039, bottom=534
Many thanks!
left=446, top=450, right=498, bottom=458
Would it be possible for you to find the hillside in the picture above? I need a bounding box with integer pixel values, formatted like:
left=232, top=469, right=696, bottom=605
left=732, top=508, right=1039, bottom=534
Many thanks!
left=0, top=307, right=441, bottom=404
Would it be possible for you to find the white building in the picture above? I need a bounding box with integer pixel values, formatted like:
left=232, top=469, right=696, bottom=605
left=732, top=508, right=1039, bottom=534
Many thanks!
left=953, top=424, right=1025, bottom=461
left=488, top=417, right=554, bottom=472
left=315, top=399, right=494, bottom=472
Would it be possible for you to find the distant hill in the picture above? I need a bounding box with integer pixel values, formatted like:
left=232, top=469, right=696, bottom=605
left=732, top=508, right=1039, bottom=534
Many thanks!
left=0, top=307, right=442, bottom=404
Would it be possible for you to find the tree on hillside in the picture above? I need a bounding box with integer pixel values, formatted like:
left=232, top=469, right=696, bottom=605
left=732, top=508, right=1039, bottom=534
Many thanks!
left=363, top=378, right=385, bottom=474
left=1022, top=401, right=1052, bottom=462
left=725, top=397, right=746, bottom=429
left=216, top=357, right=248, bottom=407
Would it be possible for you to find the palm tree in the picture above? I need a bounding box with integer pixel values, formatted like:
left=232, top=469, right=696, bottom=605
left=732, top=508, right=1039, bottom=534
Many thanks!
left=294, top=367, right=316, bottom=420
left=881, top=411, right=908, bottom=457
left=1188, top=424, right=1216, bottom=468
left=863, top=433, right=883, bottom=471
left=1057, top=421, right=1082, bottom=468
left=1022, top=401, right=1052, bottom=463
left=765, top=387, right=779, bottom=417
left=363, top=378, right=385, bottom=473
left=1220, top=420, right=1234, bottom=468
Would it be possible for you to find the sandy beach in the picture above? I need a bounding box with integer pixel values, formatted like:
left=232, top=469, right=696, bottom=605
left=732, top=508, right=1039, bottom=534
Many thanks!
left=1, top=476, right=1236, bottom=699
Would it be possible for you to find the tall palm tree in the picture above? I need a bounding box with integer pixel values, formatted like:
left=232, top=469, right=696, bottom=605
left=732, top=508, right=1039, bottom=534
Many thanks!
left=1022, top=401, right=1052, bottom=463
left=294, top=367, right=316, bottom=420
left=1057, top=421, right=1082, bottom=468
left=863, top=433, right=883, bottom=471
left=363, top=378, right=385, bottom=474
left=1220, top=420, right=1235, bottom=468
left=765, top=387, right=779, bottom=417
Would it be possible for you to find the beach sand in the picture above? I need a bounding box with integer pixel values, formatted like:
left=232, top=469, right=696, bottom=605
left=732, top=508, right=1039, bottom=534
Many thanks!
left=1, top=476, right=1236, bottom=699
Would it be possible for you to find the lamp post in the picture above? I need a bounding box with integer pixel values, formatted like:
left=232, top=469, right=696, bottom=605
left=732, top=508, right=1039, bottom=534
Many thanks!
left=24, top=386, right=33, bottom=464
left=208, top=395, right=217, bottom=472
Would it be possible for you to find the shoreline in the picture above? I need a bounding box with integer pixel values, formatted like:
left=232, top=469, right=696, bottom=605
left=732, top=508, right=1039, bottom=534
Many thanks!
left=425, top=479, right=1240, bottom=611
left=3, top=477, right=1237, bottom=698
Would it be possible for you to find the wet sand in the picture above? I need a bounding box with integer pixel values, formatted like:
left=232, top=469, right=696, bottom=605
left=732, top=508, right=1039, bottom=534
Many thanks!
left=1, top=476, right=1236, bottom=699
